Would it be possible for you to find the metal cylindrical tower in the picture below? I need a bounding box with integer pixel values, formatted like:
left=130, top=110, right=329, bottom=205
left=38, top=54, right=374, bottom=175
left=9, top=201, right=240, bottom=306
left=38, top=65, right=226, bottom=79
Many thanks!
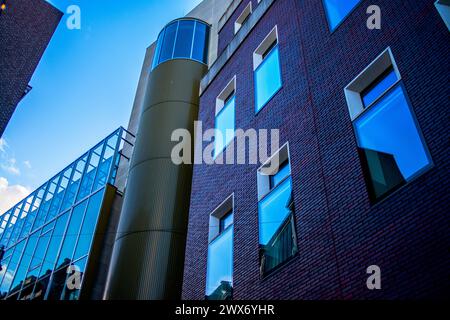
left=105, top=18, right=209, bottom=300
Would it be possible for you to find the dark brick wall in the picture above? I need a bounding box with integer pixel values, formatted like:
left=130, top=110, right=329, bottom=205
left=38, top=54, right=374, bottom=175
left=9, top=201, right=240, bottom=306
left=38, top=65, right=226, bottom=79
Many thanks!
left=0, top=0, right=62, bottom=137
left=217, top=0, right=256, bottom=56
left=183, top=0, right=449, bottom=300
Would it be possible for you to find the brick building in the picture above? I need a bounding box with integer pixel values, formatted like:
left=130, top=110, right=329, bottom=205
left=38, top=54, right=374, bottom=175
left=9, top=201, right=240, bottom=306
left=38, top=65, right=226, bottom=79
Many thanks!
left=182, top=0, right=450, bottom=299
left=0, top=0, right=62, bottom=137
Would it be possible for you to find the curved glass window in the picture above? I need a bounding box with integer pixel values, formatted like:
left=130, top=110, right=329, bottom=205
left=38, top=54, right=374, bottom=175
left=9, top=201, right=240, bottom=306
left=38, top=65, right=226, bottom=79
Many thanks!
left=152, top=19, right=210, bottom=69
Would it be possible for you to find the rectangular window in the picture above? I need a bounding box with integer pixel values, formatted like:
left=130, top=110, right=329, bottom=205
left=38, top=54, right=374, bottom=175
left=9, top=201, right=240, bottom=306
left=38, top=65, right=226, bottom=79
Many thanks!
left=214, top=77, right=236, bottom=158
left=257, top=143, right=297, bottom=275
left=323, top=0, right=362, bottom=31
left=206, top=195, right=234, bottom=300
left=254, top=26, right=282, bottom=113
left=234, top=2, right=252, bottom=34
left=345, top=48, right=433, bottom=202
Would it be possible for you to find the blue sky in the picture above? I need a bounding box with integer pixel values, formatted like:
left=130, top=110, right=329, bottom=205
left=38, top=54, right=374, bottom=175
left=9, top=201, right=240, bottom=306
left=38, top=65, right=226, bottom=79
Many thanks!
left=0, top=0, right=203, bottom=214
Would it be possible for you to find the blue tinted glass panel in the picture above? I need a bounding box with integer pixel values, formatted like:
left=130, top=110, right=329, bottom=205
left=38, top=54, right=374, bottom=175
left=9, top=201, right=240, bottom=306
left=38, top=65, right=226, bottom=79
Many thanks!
left=10, top=232, right=38, bottom=293
left=40, top=212, right=69, bottom=277
left=362, top=69, right=398, bottom=107
left=152, top=29, right=165, bottom=70
left=355, top=85, right=431, bottom=182
left=73, top=189, right=104, bottom=260
left=56, top=201, right=87, bottom=268
left=206, top=226, right=233, bottom=299
left=0, top=241, right=25, bottom=295
left=27, top=223, right=54, bottom=278
left=270, top=161, right=290, bottom=188
left=61, top=256, right=87, bottom=300
left=259, top=178, right=293, bottom=246
left=255, top=46, right=282, bottom=112
left=192, top=22, right=208, bottom=63
left=323, top=0, right=362, bottom=31
left=159, top=21, right=178, bottom=63
left=174, top=20, right=195, bottom=58
left=214, top=96, right=235, bottom=158
left=61, top=157, right=86, bottom=211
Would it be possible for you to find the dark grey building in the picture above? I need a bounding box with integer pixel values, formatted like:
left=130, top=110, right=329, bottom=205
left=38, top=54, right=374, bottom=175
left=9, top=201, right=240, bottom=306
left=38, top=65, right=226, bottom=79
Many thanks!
left=0, top=0, right=62, bottom=137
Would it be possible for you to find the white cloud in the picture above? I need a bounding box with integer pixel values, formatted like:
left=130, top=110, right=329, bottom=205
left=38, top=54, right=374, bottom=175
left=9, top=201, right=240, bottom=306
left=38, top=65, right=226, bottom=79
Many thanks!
left=0, top=177, right=30, bottom=215
left=23, top=160, right=32, bottom=169
left=1, top=158, right=20, bottom=175
left=0, top=138, right=7, bottom=153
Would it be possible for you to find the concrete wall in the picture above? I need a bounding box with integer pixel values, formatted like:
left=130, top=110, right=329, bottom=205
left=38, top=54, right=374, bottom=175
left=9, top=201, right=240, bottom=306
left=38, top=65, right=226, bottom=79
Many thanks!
left=183, top=0, right=450, bottom=299
left=0, top=0, right=62, bottom=137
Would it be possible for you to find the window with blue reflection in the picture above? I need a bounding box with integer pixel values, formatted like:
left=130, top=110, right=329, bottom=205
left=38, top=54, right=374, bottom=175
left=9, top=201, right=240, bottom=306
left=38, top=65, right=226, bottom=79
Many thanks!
left=255, top=45, right=282, bottom=113
left=206, top=226, right=233, bottom=300
left=258, top=176, right=297, bottom=274
left=77, top=145, right=102, bottom=201
left=355, top=84, right=432, bottom=201
left=40, top=212, right=69, bottom=277
left=61, top=157, right=86, bottom=211
left=323, top=0, right=361, bottom=31
left=192, top=22, right=208, bottom=63
left=214, top=95, right=235, bottom=158
left=362, top=68, right=398, bottom=108
left=152, top=19, right=209, bottom=69
left=61, top=256, right=87, bottom=300
left=9, top=232, right=39, bottom=294
left=269, top=160, right=290, bottom=189
left=73, top=189, right=104, bottom=260
left=56, top=201, right=87, bottom=269
left=159, top=21, right=178, bottom=63
left=27, top=223, right=54, bottom=281
left=174, top=20, right=195, bottom=58
left=0, top=241, right=24, bottom=296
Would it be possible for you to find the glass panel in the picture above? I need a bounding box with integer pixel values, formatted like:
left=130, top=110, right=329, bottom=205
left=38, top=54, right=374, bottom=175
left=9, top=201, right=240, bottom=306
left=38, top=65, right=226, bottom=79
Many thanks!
left=192, top=21, right=208, bottom=63
left=270, top=161, right=290, bottom=189
left=60, top=256, right=87, bottom=301
left=220, top=211, right=233, bottom=233
left=0, top=241, right=25, bottom=296
left=40, top=177, right=59, bottom=223
left=77, top=145, right=102, bottom=201
left=20, top=192, right=40, bottom=239
left=40, top=212, right=69, bottom=277
left=32, top=275, right=50, bottom=300
left=152, top=29, right=165, bottom=69
left=27, top=223, right=54, bottom=279
left=9, top=232, right=39, bottom=294
left=56, top=201, right=87, bottom=269
left=93, top=139, right=115, bottom=191
left=214, top=96, right=235, bottom=158
left=61, top=156, right=87, bottom=211
left=205, top=226, right=233, bottom=300
left=323, top=0, right=362, bottom=31
left=258, top=177, right=297, bottom=274
left=362, top=69, right=398, bottom=107
left=0, top=248, right=13, bottom=297
left=73, top=190, right=104, bottom=260
left=159, top=21, right=178, bottom=63
left=7, top=204, right=24, bottom=247
left=355, top=85, right=431, bottom=201
left=174, top=20, right=195, bottom=58
left=255, top=46, right=282, bottom=112
left=46, top=267, right=67, bottom=300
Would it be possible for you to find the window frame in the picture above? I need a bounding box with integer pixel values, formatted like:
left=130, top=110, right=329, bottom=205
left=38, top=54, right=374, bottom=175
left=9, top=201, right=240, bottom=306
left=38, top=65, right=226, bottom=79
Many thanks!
left=346, top=47, right=434, bottom=204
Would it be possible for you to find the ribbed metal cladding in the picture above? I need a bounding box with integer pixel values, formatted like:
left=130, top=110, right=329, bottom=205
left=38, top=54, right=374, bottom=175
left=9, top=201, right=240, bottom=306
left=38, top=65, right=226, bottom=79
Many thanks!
left=104, top=57, right=208, bottom=299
